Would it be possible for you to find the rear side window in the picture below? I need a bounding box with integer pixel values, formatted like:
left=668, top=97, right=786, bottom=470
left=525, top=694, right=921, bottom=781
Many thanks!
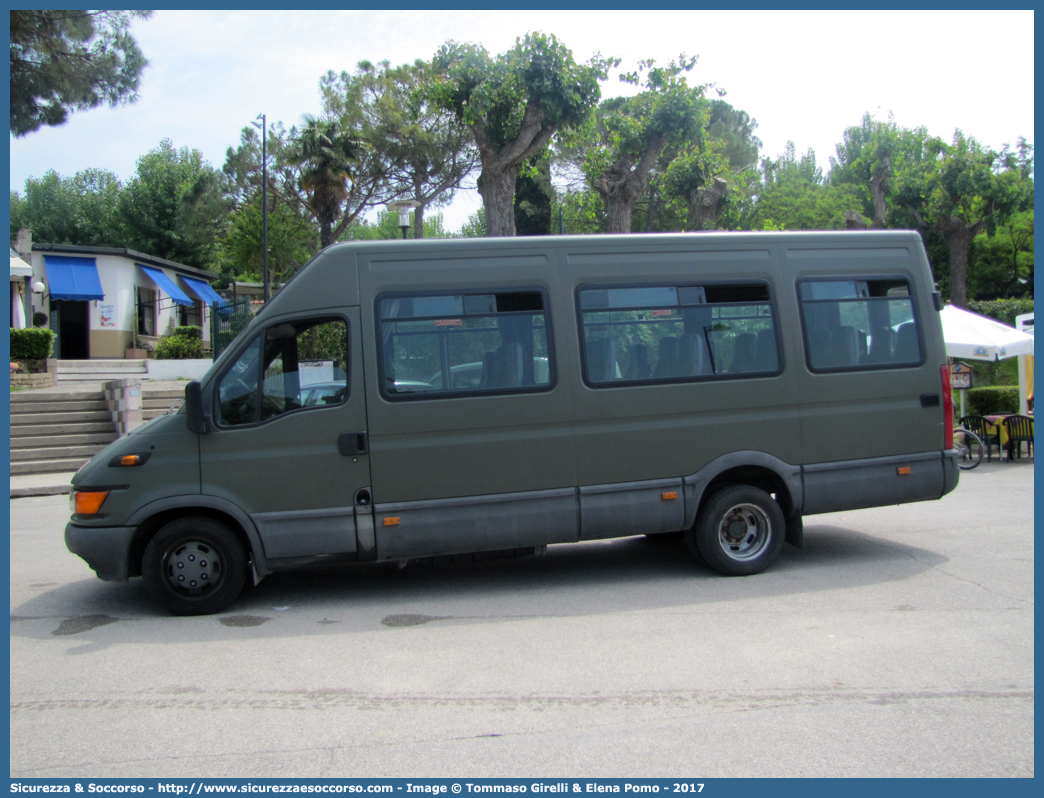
left=216, top=317, right=349, bottom=427
left=798, top=279, right=922, bottom=371
left=378, top=290, right=553, bottom=399
left=577, top=282, right=781, bottom=386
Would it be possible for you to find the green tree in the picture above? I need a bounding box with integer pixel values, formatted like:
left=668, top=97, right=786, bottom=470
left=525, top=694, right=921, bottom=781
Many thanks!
left=570, top=56, right=710, bottom=233
left=216, top=199, right=315, bottom=287
left=755, top=142, right=863, bottom=231
left=894, top=131, right=1033, bottom=306
left=431, top=33, right=611, bottom=236
left=321, top=59, right=479, bottom=239
left=10, top=167, right=123, bottom=245
left=118, top=138, right=230, bottom=267
left=969, top=209, right=1034, bottom=298
left=10, top=10, right=153, bottom=137
left=284, top=115, right=366, bottom=249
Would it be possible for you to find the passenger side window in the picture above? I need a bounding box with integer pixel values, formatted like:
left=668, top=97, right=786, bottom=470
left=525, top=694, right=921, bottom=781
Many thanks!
left=798, top=279, right=921, bottom=371
left=378, top=291, right=552, bottom=398
left=216, top=317, right=349, bottom=427
left=578, top=283, right=780, bottom=386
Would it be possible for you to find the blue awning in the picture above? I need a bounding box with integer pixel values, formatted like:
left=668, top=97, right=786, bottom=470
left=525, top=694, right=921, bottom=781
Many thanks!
left=44, top=256, right=105, bottom=301
left=182, top=276, right=229, bottom=312
left=140, top=265, right=193, bottom=306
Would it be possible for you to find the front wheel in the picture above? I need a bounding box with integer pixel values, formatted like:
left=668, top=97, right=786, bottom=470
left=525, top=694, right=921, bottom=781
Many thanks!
left=142, top=517, right=248, bottom=616
left=688, top=485, right=785, bottom=576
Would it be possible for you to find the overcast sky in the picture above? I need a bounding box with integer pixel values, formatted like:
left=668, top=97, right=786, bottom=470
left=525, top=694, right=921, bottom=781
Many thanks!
left=8, top=9, right=1035, bottom=231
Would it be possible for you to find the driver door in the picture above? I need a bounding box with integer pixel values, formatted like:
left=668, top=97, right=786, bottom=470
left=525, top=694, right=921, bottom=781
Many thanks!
left=200, top=308, right=371, bottom=561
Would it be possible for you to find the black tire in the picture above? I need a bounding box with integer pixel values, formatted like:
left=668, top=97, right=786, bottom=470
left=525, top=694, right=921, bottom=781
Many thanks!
left=688, top=485, right=785, bottom=576
left=953, top=427, right=984, bottom=470
left=142, top=517, right=248, bottom=616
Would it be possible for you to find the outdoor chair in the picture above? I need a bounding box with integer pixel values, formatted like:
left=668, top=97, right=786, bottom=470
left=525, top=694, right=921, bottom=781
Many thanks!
left=1001, top=414, right=1035, bottom=460
left=958, top=415, right=1001, bottom=462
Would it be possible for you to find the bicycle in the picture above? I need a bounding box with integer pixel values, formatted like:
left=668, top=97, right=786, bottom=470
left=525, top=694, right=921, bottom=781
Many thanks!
left=953, top=426, right=984, bottom=470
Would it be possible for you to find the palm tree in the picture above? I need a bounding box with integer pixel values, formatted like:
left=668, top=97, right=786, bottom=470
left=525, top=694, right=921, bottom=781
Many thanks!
left=286, top=115, right=364, bottom=248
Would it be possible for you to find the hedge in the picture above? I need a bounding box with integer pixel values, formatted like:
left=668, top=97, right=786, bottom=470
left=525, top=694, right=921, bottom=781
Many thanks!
left=966, top=299, right=1034, bottom=327
left=10, top=328, right=55, bottom=360
left=965, top=386, right=1020, bottom=416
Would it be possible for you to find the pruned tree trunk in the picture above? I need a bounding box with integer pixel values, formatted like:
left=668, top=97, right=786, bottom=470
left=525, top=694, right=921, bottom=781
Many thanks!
left=845, top=211, right=868, bottom=229
left=594, top=136, right=666, bottom=234
left=868, top=157, right=891, bottom=229
left=478, top=164, right=522, bottom=237
left=413, top=202, right=425, bottom=239
left=938, top=217, right=983, bottom=308
left=469, top=103, right=556, bottom=237
left=688, top=177, right=728, bottom=231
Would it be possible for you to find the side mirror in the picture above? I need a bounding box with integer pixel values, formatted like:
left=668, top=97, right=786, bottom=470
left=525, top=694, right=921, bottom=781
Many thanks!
left=185, top=381, right=208, bottom=434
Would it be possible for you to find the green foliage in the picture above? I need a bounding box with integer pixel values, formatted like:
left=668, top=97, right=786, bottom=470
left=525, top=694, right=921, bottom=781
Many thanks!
left=155, top=326, right=204, bottom=359
left=457, top=208, right=489, bottom=238
left=514, top=156, right=554, bottom=235
left=9, top=10, right=153, bottom=136
left=966, top=298, right=1034, bottom=327
left=118, top=139, right=230, bottom=267
left=432, top=33, right=610, bottom=149
left=969, top=209, right=1034, bottom=298
left=320, top=60, right=479, bottom=239
left=754, top=142, right=864, bottom=230
left=171, top=326, right=202, bottom=341
left=340, top=210, right=451, bottom=240
left=10, top=168, right=124, bottom=246
left=217, top=198, right=315, bottom=285
left=431, top=32, right=612, bottom=235
left=966, top=386, right=1020, bottom=415
left=284, top=115, right=366, bottom=248
left=9, top=328, right=55, bottom=359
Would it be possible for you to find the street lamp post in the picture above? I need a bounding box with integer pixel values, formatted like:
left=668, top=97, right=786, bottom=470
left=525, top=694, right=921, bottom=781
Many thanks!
left=387, top=199, right=421, bottom=240
left=250, top=113, right=270, bottom=302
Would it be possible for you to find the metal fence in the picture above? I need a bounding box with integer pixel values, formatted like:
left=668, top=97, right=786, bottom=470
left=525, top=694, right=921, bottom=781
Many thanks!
left=210, top=297, right=264, bottom=360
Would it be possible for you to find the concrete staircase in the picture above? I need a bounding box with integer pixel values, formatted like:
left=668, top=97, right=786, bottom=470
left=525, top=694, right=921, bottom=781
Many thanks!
left=56, top=358, right=147, bottom=384
left=143, top=388, right=184, bottom=421
left=9, top=386, right=185, bottom=476
left=10, top=390, right=118, bottom=475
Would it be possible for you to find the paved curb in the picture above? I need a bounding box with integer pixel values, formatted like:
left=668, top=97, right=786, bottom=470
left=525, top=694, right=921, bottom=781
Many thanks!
left=11, top=484, right=73, bottom=499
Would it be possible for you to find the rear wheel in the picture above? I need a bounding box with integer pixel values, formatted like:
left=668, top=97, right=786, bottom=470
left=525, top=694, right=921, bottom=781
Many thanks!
left=142, top=517, right=247, bottom=616
left=688, top=485, right=785, bottom=576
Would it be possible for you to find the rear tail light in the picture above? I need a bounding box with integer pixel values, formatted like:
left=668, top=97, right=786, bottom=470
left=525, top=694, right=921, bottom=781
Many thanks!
left=941, top=365, right=954, bottom=449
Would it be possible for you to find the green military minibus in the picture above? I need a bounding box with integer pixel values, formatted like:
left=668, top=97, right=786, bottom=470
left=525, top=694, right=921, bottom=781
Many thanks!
left=66, top=231, right=959, bottom=614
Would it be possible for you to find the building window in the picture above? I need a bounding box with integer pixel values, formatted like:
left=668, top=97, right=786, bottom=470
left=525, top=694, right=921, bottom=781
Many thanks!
left=136, top=287, right=157, bottom=336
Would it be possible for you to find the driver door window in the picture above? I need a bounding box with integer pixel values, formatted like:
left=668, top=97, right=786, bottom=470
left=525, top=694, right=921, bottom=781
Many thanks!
left=217, top=317, right=348, bottom=427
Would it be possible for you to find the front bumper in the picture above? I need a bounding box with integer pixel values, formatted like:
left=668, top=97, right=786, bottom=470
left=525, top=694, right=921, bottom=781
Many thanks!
left=65, top=523, right=136, bottom=582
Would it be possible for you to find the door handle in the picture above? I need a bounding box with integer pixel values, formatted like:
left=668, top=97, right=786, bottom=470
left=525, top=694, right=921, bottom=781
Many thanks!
left=338, top=431, right=368, bottom=456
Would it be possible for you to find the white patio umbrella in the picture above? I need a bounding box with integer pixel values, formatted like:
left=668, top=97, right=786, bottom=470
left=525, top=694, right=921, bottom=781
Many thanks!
left=940, top=305, right=1034, bottom=361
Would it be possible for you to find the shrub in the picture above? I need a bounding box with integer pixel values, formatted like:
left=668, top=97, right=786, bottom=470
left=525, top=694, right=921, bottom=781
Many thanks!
left=171, top=325, right=202, bottom=341
left=10, top=328, right=55, bottom=359
left=155, top=335, right=205, bottom=360
left=966, top=386, right=1020, bottom=416
left=966, top=299, right=1034, bottom=327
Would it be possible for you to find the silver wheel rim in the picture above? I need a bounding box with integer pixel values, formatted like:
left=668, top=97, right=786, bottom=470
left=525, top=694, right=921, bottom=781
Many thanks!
left=716, top=503, right=772, bottom=561
left=163, top=541, right=223, bottom=596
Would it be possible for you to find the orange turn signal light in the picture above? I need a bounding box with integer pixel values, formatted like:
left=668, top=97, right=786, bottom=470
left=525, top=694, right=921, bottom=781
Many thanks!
left=383, top=517, right=401, bottom=527
left=897, top=467, right=912, bottom=476
left=75, top=491, right=110, bottom=515
left=662, top=491, right=678, bottom=501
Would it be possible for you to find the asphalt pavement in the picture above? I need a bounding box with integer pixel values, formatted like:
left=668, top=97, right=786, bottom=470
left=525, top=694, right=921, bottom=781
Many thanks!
left=9, top=458, right=1034, bottom=778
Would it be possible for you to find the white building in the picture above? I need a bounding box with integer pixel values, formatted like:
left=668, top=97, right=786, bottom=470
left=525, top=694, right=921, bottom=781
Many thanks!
left=26, top=242, right=223, bottom=360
